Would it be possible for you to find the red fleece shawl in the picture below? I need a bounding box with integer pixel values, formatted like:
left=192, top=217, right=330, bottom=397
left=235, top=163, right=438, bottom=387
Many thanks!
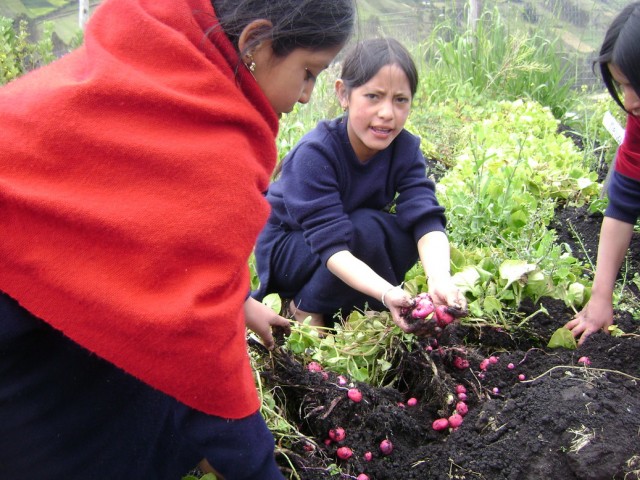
left=0, top=0, right=278, bottom=418
left=616, top=113, right=640, bottom=181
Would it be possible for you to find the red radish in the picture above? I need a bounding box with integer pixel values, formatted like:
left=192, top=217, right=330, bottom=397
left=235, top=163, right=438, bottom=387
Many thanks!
left=435, top=305, right=455, bottom=327
left=329, top=427, right=346, bottom=442
left=307, top=362, right=323, bottom=373
left=337, top=375, right=348, bottom=385
left=363, top=451, right=373, bottom=461
left=321, top=371, right=329, bottom=380
left=432, top=418, right=449, bottom=431
left=456, top=401, right=468, bottom=416
left=324, top=438, right=332, bottom=446
left=407, top=397, right=418, bottom=407
left=412, top=296, right=435, bottom=319
left=457, top=392, right=467, bottom=401
left=336, top=446, right=353, bottom=460
left=489, top=356, right=498, bottom=364
left=492, top=387, right=500, bottom=394
left=478, top=373, right=485, bottom=380
left=518, top=374, right=526, bottom=381
left=455, top=385, right=467, bottom=394
left=479, top=358, right=490, bottom=371
left=379, top=439, right=393, bottom=455
left=507, top=362, right=515, bottom=369
left=578, top=356, right=591, bottom=366
left=453, top=357, right=470, bottom=369
left=397, top=402, right=406, bottom=408
left=357, top=475, right=370, bottom=480
left=448, top=413, right=463, bottom=428
left=348, top=388, right=363, bottom=403
left=303, top=443, right=315, bottom=452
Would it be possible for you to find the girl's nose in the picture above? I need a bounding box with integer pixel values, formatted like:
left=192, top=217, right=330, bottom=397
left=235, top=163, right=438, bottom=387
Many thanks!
left=377, top=100, right=394, bottom=119
left=298, top=82, right=314, bottom=105
left=623, top=85, right=640, bottom=113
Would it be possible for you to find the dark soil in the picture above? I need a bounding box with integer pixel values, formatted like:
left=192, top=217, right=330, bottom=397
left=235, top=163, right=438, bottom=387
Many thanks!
left=256, top=205, right=640, bottom=480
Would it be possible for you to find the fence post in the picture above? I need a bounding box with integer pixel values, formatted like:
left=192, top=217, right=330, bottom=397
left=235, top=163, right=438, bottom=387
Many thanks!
left=79, top=0, right=89, bottom=29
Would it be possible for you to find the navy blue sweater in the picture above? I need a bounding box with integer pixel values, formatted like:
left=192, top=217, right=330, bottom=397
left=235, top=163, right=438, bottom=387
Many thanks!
left=266, top=117, right=446, bottom=264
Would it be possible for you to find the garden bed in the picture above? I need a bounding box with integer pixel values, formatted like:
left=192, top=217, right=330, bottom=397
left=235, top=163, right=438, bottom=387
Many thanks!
left=257, top=205, right=640, bottom=480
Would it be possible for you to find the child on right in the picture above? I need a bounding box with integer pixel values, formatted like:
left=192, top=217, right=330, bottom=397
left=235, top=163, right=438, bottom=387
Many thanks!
left=565, top=2, right=640, bottom=345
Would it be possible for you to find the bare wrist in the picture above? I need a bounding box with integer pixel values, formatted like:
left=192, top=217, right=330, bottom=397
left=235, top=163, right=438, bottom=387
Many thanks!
left=381, top=283, right=403, bottom=308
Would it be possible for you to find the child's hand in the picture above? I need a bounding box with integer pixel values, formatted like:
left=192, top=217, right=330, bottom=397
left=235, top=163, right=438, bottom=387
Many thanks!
left=565, top=296, right=614, bottom=345
left=428, top=277, right=467, bottom=316
left=244, top=297, right=291, bottom=350
left=382, top=286, right=414, bottom=331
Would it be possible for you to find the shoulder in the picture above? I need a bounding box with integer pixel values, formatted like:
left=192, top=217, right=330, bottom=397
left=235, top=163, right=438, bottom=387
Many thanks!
left=291, top=118, right=347, bottom=157
left=395, top=128, right=422, bottom=150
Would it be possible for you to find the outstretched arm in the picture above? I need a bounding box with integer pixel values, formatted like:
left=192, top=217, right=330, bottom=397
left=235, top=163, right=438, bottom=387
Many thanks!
left=565, top=217, right=633, bottom=345
left=326, top=250, right=414, bottom=330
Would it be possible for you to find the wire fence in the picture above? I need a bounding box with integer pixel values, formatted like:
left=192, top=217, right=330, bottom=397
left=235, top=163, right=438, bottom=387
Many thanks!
left=354, top=0, right=629, bottom=90
left=25, top=0, right=633, bottom=89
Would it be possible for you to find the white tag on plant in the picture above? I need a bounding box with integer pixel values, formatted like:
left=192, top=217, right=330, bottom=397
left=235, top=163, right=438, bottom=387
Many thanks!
left=603, top=110, right=625, bottom=145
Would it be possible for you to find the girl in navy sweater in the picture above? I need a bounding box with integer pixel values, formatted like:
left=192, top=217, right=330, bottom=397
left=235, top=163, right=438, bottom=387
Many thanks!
left=254, top=38, right=466, bottom=329
left=566, top=2, right=640, bottom=345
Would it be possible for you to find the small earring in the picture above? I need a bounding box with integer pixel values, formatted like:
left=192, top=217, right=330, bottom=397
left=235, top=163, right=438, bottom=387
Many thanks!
left=245, top=53, right=256, bottom=73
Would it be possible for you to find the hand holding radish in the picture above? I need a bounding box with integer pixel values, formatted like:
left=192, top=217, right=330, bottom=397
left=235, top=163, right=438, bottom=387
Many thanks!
left=244, top=297, right=291, bottom=350
left=400, top=290, right=467, bottom=337
left=381, top=285, right=415, bottom=331
left=427, top=276, right=467, bottom=319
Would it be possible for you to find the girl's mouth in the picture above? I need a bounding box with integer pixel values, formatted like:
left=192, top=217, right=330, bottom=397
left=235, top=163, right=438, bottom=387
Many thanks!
left=371, top=126, right=392, bottom=135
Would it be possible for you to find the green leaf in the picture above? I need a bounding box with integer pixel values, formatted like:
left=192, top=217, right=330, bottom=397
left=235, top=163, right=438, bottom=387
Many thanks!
left=262, top=293, right=282, bottom=314
left=483, top=296, right=503, bottom=314
left=608, top=325, right=626, bottom=337
left=499, top=259, right=537, bottom=290
left=452, top=266, right=481, bottom=294
left=547, top=327, right=577, bottom=350
left=508, top=209, right=528, bottom=228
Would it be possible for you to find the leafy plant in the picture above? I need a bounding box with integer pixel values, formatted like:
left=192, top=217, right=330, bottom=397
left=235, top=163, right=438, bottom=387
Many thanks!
left=417, top=7, right=575, bottom=117
left=285, top=310, right=410, bottom=386
left=0, top=17, right=56, bottom=85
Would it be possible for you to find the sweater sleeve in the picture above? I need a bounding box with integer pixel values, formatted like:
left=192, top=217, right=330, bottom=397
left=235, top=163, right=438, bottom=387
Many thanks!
left=279, top=131, right=353, bottom=264
left=605, top=171, right=640, bottom=224
left=605, top=113, right=640, bottom=224
left=393, top=131, right=447, bottom=241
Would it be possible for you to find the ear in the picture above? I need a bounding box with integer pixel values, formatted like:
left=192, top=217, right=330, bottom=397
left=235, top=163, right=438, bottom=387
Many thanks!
left=238, top=19, right=273, bottom=60
left=335, top=79, right=349, bottom=109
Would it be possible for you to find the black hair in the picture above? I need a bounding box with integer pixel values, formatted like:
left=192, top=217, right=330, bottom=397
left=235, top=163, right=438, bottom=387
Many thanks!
left=340, top=38, right=418, bottom=98
left=596, top=2, right=640, bottom=111
left=212, top=0, right=356, bottom=58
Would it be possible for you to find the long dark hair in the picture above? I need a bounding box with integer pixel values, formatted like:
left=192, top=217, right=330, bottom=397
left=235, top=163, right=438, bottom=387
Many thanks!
left=340, top=37, right=419, bottom=98
left=596, top=2, right=640, bottom=111
left=212, top=0, right=356, bottom=58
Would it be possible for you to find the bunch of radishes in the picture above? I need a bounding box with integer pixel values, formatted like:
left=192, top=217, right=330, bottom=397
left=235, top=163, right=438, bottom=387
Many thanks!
left=328, top=423, right=392, bottom=480
left=432, top=384, right=469, bottom=432
left=400, top=292, right=466, bottom=337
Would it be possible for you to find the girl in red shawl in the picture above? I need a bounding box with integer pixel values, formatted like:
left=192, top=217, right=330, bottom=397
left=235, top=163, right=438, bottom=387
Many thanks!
left=0, top=0, right=354, bottom=478
left=565, top=2, right=640, bottom=345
